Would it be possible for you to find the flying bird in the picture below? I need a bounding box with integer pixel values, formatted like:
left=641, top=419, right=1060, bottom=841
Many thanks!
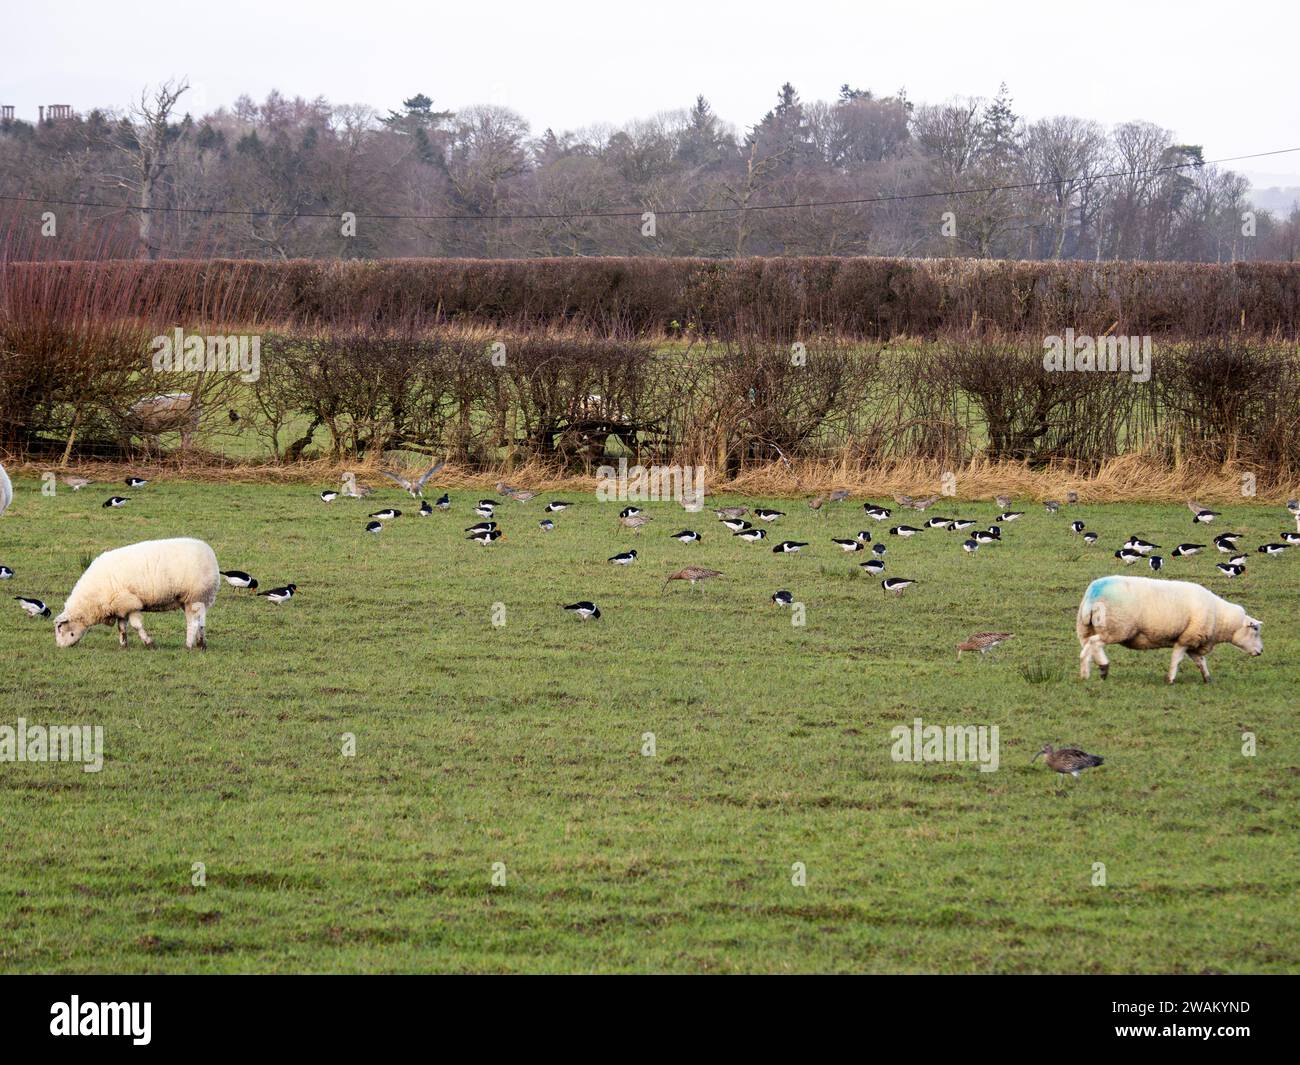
left=382, top=461, right=446, bottom=498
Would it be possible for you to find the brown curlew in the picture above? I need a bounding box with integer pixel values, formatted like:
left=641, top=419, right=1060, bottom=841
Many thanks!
left=1032, top=744, right=1104, bottom=779
left=956, top=632, right=1013, bottom=660
left=662, top=566, right=723, bottom=591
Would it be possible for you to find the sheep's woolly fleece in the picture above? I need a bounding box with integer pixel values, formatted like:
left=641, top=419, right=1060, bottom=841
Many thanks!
left=55, top=538, right=219, bottom=643
left=0, top=463, right=12, bottom=518
left=1077, top=576, right=1254, bottom=652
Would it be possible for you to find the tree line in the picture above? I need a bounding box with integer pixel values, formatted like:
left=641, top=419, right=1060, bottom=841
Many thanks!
left=1, top=80, right=1297, bottom=261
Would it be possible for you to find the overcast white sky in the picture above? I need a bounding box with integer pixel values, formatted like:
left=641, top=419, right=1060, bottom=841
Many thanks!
left=4, top=0, right=1298, bottom=185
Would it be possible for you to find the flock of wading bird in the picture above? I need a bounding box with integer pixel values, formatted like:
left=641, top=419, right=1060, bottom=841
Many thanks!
left=310, top=473, right=1287, bottom=782
left=6, top=456, right=1296, bottom=782
left=317, top=469, right=1296, bottom=667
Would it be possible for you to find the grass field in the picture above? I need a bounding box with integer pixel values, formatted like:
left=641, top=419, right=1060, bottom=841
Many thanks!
left=0, top=477, right=1296, bottom=973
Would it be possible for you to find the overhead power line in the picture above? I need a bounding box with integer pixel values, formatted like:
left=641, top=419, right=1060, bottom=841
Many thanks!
left=0, top=147, right=1296, bottom=223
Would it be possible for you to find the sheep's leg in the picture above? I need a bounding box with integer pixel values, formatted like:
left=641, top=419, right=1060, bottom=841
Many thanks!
left=117, top=618, right=128, bottom=648
left=128, top=611, right=155, bottom=649
left=1193, top=654, right=1211, bottom=683
left=1080, top=635, right=1108, bottom=680
left=1167, top=645, right=1186, bottom=684
left=185, top=602, right=207, bottom=650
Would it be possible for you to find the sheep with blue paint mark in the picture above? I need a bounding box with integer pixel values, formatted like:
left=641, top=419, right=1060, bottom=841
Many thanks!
left=1076, top=575, right=1262, bottom=683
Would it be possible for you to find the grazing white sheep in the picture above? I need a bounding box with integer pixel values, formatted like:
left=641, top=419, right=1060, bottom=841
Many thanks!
left=1076, top=575, right=1262, bottom=684
left=0, top=462, right=11, bottom=517
left=54, top=538, right=219, bottom=650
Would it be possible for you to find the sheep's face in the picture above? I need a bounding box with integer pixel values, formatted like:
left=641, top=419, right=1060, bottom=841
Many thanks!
left=53, top=612, right=87, bottom=648
left=1231, top=616, right=1263, bottom=656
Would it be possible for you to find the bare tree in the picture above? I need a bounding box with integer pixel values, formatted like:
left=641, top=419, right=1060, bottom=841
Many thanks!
left=108, top=80, right=190, bottom=259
